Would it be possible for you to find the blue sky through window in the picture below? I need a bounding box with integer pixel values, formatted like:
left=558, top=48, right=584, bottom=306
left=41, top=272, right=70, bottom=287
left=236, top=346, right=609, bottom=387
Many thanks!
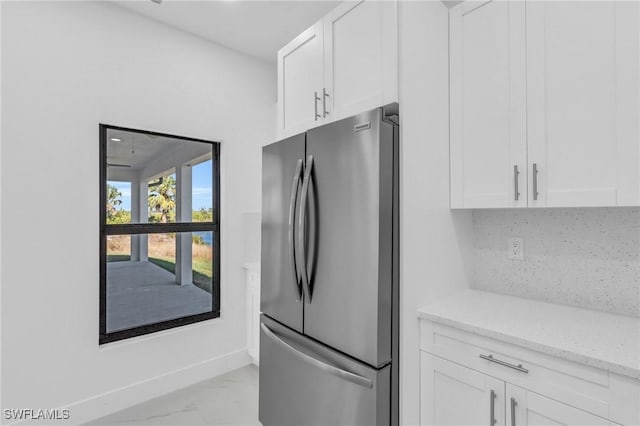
left=108, top=181, right=131, bottom=211
left=107, top=159, right=212, bottom=213
left=192, top=159, right=213, bottom=211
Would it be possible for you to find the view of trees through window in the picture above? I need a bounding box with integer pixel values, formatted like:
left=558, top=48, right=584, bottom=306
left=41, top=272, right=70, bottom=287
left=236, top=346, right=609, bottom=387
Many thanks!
left=101, top=124, right=219, bottom=343
left=106, top=160, right=215, bottom=294
left=106, top=182, right=131, bottom=224
left=148, top=175, right=176, bottom=223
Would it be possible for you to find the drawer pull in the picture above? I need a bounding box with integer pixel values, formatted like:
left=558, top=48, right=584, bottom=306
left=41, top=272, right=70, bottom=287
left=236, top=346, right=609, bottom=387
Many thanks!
left=532, top=163, right=539, bottom=200
left=513, top=165, right=520, bottom=201
left=322, top=88, right=329, bottom=118
left=314, top=91, right=321, bottom=121
left=489, top=389, right=497, bottom=425
left=479, top=354, right=529, bottom=374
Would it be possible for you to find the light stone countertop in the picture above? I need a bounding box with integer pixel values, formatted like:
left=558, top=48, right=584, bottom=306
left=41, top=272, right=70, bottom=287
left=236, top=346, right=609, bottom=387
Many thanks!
left=418, top=290, right=640, bottom=380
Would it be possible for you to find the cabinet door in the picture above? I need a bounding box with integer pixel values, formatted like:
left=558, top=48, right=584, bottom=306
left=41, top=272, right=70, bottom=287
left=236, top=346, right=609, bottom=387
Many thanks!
left=507, top=384, right=610, bottom=426
left=421, top=353, right=505, bottom=426
left=245, top=269, right=260, bottom=364
left=277, top=21, right=324, bottom=138
left=449, top=1, right=527, bottom=208
left=323, top=0, right=398, bottom=123
left=526, top=1, right=640, bottom=207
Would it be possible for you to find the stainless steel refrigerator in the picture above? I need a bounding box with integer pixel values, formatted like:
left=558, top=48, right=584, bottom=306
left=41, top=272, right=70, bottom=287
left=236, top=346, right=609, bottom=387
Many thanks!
left=259, top=104, right=399, bottom=426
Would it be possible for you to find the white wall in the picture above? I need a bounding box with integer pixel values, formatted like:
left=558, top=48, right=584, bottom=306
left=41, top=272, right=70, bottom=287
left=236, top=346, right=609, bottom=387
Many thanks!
left=0, top=2, right=274, bottom=424
left=398, top=2, right=473, bottom=425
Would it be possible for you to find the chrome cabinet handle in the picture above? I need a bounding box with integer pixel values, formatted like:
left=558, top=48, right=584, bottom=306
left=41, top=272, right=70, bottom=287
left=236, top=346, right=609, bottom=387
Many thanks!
left=510, top=397, right=518, bottom=426
left=314, top=92, right=321, bottom=121
left=261, top=323, right=373, bottom=389
left=514, top=165, right=520, bottom=201
left=490, top=389, right=497, bottom=426
left=480, top=354, right=529, bottom=374
left=298, top=155, right=314, bottom=302
left=288, top=159, right=303, bottom=300
left=322, top=88, right=329, bottom=117
left=532, top=163, right=539, bottom=200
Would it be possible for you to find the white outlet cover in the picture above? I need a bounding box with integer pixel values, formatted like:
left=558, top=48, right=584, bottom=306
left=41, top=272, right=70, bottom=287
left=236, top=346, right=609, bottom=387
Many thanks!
left=508, top=237, right=524, bottom=261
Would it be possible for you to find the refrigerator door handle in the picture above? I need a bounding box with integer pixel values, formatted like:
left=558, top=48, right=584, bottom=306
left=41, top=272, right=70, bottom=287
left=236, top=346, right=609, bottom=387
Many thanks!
left=298, top=155, right=314, bottom=302
left=288, top=159, right=304, bottom=300
left=261, top=323, right=373, bottom=389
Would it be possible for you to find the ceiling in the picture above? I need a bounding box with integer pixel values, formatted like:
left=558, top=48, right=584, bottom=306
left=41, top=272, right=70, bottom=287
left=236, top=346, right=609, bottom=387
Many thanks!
left=107, top=129, right=179, bottom=171
left=106, top=128, right=210, bottom=173
left=114, top=0, right=342, bottom=64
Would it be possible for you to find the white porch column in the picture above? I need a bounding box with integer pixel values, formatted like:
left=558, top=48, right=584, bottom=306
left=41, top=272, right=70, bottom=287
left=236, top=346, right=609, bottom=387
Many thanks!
left=175, top=164, right=192, bottom=285
left=139, top=180, right=149, bottom=262
left=130, top=176, right=140, bottom=261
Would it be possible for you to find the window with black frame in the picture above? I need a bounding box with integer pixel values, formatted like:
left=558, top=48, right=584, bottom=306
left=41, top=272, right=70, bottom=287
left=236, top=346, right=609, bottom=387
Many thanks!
left=99, top=124, right=220, bottom=344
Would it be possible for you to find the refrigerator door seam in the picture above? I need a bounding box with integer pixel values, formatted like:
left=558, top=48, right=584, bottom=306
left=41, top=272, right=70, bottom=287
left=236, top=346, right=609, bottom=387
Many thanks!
left=298, top=154, right=314, bottom=303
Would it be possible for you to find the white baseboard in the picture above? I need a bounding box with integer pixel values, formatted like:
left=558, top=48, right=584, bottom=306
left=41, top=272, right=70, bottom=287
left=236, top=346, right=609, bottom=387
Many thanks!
left=8, top=349, right=251, bottom=426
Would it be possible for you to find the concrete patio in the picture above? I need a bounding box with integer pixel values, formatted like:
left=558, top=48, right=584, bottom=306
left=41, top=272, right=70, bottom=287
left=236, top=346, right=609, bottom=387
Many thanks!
left=107, top=260, right=212, bottom=333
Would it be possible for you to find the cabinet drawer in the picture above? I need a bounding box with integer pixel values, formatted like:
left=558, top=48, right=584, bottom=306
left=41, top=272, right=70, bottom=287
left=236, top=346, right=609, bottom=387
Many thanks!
left=420, top=321, right=611, bottom=420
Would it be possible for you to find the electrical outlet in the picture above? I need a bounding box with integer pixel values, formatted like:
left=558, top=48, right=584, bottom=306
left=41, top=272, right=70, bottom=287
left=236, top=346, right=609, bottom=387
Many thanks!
left=508, top=237, right=524, bottom=261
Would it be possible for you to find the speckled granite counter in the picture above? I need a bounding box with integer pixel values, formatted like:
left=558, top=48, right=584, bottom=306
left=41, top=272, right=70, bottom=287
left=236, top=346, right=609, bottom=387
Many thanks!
left=418, top=290, right=640, bottom=380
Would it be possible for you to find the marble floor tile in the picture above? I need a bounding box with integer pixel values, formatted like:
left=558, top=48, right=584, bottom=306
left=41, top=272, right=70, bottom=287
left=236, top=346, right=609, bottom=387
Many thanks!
left=88, top=365, right=259, bottom=426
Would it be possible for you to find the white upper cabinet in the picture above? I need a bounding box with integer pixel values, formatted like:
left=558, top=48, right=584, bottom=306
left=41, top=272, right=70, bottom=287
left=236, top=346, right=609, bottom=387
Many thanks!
left=526, top=1, right=639, bottom=207
left=277, top=22, right=324, bottom=138
left=449, top=1, right=526, bottom=208
left=277, top=0, right=398, bottom=138
left=323, top=0, right=398, bottom=122
left=450, top=0, right=639, bottom=208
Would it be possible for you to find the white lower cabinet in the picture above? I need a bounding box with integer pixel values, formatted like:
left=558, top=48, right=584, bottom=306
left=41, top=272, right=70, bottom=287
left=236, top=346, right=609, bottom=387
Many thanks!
left=507, top=384, right=610, bottom=426
left=243, top=264, right=260, bottom=365
left=421, top=353, right=505, bottom=426
left=421, top=353, right=616, bottom=426
left=420, top=321, right=637, bottom=426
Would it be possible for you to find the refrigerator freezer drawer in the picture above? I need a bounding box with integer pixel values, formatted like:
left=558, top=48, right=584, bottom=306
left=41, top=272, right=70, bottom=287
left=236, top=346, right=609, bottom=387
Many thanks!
left=259, top=316, right=390, bottom=426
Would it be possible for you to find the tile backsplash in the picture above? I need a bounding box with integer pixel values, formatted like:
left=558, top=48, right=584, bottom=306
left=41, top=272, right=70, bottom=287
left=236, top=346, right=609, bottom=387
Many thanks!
left=472, top=208, right=640, bottom=317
